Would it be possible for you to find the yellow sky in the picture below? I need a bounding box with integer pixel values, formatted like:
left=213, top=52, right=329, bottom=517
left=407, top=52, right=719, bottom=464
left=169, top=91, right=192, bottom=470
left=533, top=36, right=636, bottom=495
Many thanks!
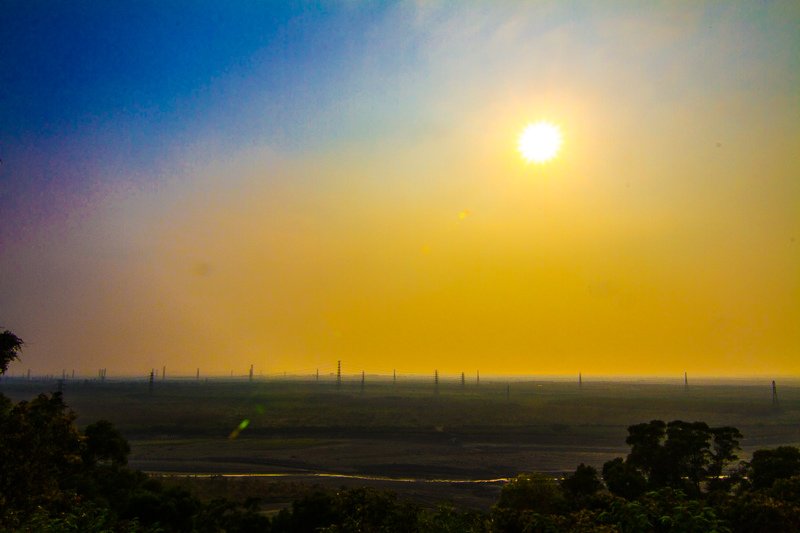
left=2, top=2, right=798, bottom=377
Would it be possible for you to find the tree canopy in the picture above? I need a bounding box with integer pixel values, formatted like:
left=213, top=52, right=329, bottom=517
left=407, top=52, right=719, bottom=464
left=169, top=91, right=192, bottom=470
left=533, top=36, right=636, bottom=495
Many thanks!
left=604, top=419, right=743, bottom=498
left=0, top=329, right=23, bottom=375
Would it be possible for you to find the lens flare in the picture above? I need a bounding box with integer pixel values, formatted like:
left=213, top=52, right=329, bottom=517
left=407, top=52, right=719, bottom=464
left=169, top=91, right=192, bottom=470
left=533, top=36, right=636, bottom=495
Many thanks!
left=228, top=418, right=251, bottom=439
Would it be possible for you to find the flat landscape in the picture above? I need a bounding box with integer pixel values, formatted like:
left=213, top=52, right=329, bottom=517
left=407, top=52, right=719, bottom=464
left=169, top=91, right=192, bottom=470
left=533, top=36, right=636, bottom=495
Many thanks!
left=3, top=376, right=799, bottom=509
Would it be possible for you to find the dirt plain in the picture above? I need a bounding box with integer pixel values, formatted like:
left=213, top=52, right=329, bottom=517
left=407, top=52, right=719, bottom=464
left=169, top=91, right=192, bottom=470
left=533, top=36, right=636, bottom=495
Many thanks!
left=3, top=377, right=798, bottom=509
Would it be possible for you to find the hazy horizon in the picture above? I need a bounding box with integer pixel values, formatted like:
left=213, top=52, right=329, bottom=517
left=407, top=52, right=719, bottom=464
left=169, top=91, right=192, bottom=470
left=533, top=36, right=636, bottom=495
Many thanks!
left=2, top=2, right=798, bottom=377
left=4, top=367, right=799, bottom=386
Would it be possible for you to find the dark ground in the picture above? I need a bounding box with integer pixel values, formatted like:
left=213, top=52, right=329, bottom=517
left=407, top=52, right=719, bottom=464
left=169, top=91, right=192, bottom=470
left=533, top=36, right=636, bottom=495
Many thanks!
left=3, top=377, right=798, bottom=509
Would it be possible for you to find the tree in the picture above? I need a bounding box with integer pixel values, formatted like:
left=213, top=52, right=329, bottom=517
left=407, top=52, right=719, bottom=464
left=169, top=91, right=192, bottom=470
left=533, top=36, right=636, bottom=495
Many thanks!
left=0, top=392, right=83, bottom=515
left=722, top=490, right=800, bottom=533
left=562, top=463, right=602, bottom=500
left=749, top=447, right=800, bottom=490
left=626, top=420, right=669, bottom=485
left=662, top=420, right=712, bottom=493
left=707, top=426, right=744, bottom=492
left=83, top=419, right=131, bottom=467
left=612, top=419, right=742, bottom=495
left=496, top=473, right=566, bottom=515
left=0, top=329, right=23, bottom=375
left=602, top=457, right=647, bottom=500
left=709, top=426, right=743, bottom=476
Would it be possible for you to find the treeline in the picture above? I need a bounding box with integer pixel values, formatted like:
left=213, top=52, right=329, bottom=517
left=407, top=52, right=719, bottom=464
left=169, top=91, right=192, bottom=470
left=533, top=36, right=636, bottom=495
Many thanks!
left=1, top=391, right=800, bottom=532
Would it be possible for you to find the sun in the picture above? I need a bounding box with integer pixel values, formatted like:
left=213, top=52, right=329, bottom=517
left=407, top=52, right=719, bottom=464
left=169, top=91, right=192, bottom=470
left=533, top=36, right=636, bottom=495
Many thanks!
left=518, top=121, right=563, bottom=164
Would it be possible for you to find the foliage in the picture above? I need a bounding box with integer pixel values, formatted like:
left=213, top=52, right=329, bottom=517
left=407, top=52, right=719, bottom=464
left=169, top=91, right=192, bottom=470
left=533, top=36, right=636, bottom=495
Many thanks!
left=602, top=457, right=647, bottom=500
left=708, top=426, right=743, bottom=479
left=0, top=392, right=83, bottom=517
left=10, top=502, right=153, bottom=532
left=496, top=473, right=566, bottom=515
left=124, top=484, right=199, bottom=532
left=192, top=497, right=271, bottom=533
left=82, top=419, right=131, bottom=466
left=418, top=505, right=489, bottom=533
left=562, top=463, right=603, bottom=502
left=748, top=446, right=800, bottom=490
left=271, top=490, right=337, bottom=532
left=603, top=419, right=743, bottom=498
left=719, top=491, right=800, bottom=533
left=271, top=487, right=428, bottom=532
left=770, top=475, right=800, bottom=502
left=490, top=507, right=562, bottom=532
left=595, top=489, right=729, bottom=533
left=0, top=329, right=23, bottom=375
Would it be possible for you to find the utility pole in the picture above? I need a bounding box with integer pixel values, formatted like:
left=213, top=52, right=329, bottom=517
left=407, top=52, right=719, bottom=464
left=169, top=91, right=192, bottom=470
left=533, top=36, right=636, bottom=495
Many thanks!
left=684, top=371, right=688, bottom=390
left=196, top=368, right=200, bottom=380
left=477, top=370, right=480, bottom=386
left=149, top=370, right=154, bottom=393
left=578, top=372, right=582, bottom=388
left=393, top=369, right=396, bottom=385
left=249, top=364, right=254, bottom=382
left=360, top=370, right=365, bottom=393
left=434, top=369, right=439, bottom=395
left=162, top=366, right=166, bottom=380
left=337, top=360, right=342, bottom=388
left=461, top=371, right=465, bottom=389
left=772, top=380, right=779, bottom=407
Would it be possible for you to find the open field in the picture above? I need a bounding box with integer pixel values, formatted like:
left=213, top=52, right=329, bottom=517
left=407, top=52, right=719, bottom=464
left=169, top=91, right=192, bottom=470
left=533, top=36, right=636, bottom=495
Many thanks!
left=3, top=377, right=799, bottom=509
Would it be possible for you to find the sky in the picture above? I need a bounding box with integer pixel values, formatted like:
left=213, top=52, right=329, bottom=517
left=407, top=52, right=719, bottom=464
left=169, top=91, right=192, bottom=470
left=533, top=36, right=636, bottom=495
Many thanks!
left=1, top=1, right=798, bottom=378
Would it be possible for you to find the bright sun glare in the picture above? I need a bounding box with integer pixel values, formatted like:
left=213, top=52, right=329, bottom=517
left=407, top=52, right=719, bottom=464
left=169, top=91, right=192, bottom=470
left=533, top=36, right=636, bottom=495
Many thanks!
left=518, top=121, right=563, bottom=164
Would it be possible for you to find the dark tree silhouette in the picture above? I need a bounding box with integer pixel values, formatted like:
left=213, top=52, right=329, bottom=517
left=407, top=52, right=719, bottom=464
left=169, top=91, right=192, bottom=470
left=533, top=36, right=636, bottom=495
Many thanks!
left=749, top=446, right=800, bottom=490
left=0, top=329, right=23, bottom=375
left=0, top=392, right=82, bottom=513
left=82, top=419, right=131, bottom=467
left=663, top=420, right=713, bottom=491
left=562, top=463, right=602, bottom=500
left=602, top=457, right=647, bottom=500
left=496, top=473, right=566, bottom=515
left=604, top=419, right=743, bottom=498
left=709, top=426, right=744, bottom=476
